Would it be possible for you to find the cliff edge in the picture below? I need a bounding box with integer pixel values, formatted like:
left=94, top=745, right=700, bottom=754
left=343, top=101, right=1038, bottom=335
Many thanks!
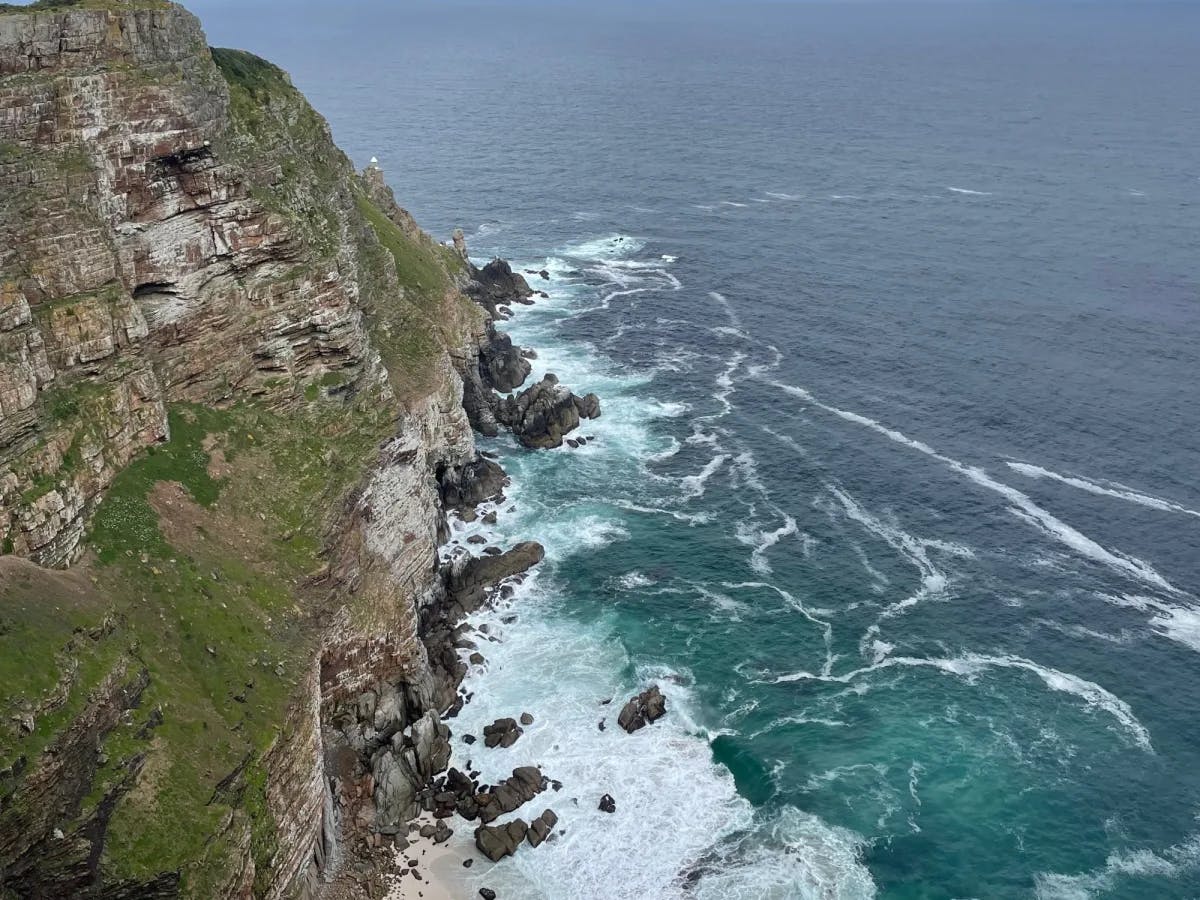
left=0, top=1, right=552, bottom=896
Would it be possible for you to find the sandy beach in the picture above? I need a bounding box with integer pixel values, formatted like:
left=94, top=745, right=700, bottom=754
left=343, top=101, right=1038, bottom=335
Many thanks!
left=383, top=813, right=474, bottom=900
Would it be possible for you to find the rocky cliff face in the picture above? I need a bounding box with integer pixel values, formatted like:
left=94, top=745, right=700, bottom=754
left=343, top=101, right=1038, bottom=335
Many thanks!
left=0, top=2, right=543, bottom=897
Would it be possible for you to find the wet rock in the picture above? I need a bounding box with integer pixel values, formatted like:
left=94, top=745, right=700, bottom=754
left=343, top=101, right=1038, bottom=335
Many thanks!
left=617, top=685, right=667, bottom=734
left=573, top=392, right=601, bottom=420
left=475, top=766, right=549, bottom=823
left=599, top=794, right=616, bottom=814
left=474, top=818, right=528, bottom=862
left=463, top=733, right=476, bottom=745
left=479, top=323, right=531, bottom=393
left=469, top=652, right=485, bottom=666
left=494, top=374, right=596, bottom=449
left=467, top=535, right=488, bottom=545
left=480, top=889, right=497, bottom=900
left=446, top=542, right=545, bottom=613
left=433, top=820, right=453, bottom=844
left=467, top=258, right=535, bottom=318
left=482, top=717, right=523, bottom=749
left=519, top=712, right=534, bottom=726
left=527, top=809, right=558, bottom=848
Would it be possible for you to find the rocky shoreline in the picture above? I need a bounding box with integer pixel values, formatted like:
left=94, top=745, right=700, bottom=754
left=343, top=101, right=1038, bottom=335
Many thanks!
left=325, top=237, right=667, bottom=899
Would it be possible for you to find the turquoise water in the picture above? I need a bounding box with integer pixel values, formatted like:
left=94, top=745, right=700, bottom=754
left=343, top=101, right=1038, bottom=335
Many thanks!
left=191, top=2, right=1200, bottom=896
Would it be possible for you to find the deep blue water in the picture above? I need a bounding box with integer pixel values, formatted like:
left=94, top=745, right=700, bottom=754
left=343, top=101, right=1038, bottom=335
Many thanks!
left=192, top=2, right=1200, bottom=897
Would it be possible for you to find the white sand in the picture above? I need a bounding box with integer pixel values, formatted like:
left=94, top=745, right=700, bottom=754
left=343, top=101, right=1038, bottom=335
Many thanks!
left=382, top=814, right=473, bottom=900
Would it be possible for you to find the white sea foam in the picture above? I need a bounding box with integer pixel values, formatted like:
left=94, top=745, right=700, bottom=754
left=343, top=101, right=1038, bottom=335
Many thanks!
left=681, top=453, right=730, bottom=499
left=830, top=485, right=972, bottom=618
left=736, top=514, right=799, bottom=575
left=770, top=653, right=1153, bottom=751
left=1007, top=461, right=1200, bottom=519
left=617, top=571, right=653, bottom=590
left=1035, top=832, right=1200, bottom=899
left=766, top=381, right=1183, bottom=596
left=1099, top=593, right=1200, bottom=653
left=709, top=291, right=741, bottom=327
left=444, top=579, right=761, bottom=900
left=561, top=233, right=646, bottom=260
left=686, top=807, right=877, bottom=900
left=946, top=186, right=993, bottom=195
left=612, top=499, right=712, bottom=526
left=720, top=200, right=750, bottom=208
left=765, top=191, right=802, bottom=200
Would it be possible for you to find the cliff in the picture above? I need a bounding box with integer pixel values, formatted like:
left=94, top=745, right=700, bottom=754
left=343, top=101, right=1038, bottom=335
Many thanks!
left=0, top=1, right=555, bottom=896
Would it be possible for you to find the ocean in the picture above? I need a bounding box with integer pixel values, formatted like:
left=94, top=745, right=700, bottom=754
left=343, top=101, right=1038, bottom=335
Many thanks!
left=191, top=2, right=1200, bottom=897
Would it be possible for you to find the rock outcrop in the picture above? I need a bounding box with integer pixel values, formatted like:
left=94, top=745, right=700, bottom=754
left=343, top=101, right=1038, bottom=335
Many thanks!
left=618, top=685, right=668, bottom=733
left=495, top=374, right=602, bottom=449
left=465, top=258, right=534, bottom=319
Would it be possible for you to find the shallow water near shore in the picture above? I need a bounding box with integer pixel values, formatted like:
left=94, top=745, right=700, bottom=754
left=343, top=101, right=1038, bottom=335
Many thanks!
left=193, top=2, right=1200, bottom=896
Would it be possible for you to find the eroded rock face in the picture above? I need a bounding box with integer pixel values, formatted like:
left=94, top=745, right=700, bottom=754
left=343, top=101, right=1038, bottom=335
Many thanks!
left=0, top=4, right=398, bottom=566
left=372, top=711, right=452, bottom=826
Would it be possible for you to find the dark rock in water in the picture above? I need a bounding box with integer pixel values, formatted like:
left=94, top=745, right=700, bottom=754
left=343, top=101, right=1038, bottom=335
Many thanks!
left=479, top=889, right=495, bottom=900
left=483, top=510, right=498, bottom=524
left=520, top=348, right=538, bottom=360
left=446, top=541, right=545, bottom=613
left=599, top=794, right=616, bottom=813
left=501, top=614, right=518, bottom=624
left=479, top=323, right=531, bottom=393
left=537, top=290, right=550, bottom=299
left=433, top=820, right=453, bottom=844
left=618, top=685, right=667, bottom=734
left=600, top=697, right=612, bottom=705
left=538, top=269, right=550, bottom=280
left=467, top=535, right=488, bottom=545
left=573, top=392, right=601, bottom=420
left=467, top=258, right=534, bottom=318
left=483, top=717, right=523, bottom=749
left=567, top=439, right=579, bottom=449
left=551, top=779, right=563, bottom=792
left=483, top=546, right=502, bottom=556
left=463, top=733, right=476, bottom=744
left=463, top=858, right=474, bottom=869
left=527, top=809, right=558, bottom=848
left=520, top=712, right=534, bottom=726
left=494, top=374, right=590, bottom=449
left=598, top=719, right=605, bottom=731
left=419, top=824, right=436, bottom=839
left=469, top=652, right=485, bottom=666
left=476, top=766, right=549, bottom=823
left=475, top=825, right=516, bottom=863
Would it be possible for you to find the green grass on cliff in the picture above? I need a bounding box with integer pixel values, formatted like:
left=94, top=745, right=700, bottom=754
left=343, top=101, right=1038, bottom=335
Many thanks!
left=0, top=0, right=170, bottom=14
left=1, top=395, right=394, bottom=893
left=85, top=399, right=393, bottom=889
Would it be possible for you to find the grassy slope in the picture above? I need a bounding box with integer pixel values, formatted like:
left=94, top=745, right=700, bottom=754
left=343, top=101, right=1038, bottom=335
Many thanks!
left=0, top=44, right=476, bottom=896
